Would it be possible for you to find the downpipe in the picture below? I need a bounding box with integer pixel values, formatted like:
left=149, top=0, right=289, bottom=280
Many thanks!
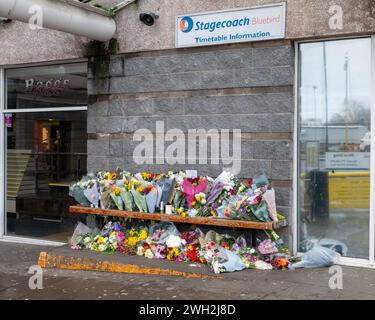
left=0, top=0, right=116, bottom=41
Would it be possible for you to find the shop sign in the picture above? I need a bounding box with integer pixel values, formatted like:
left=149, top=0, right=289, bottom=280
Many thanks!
left=176, top=2, right=286, bottom=48
left=328, top=171, right=370, bottom=209
left=325, top=152, right=370, bottom=170
left=25, top=78, right=71, bottom=97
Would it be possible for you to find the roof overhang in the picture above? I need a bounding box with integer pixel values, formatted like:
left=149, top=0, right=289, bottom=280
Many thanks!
left=61, top=0, right=136, bottom=16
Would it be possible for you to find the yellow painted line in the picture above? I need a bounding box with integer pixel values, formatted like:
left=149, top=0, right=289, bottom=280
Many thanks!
left=38, top=252, right=223, bottom=280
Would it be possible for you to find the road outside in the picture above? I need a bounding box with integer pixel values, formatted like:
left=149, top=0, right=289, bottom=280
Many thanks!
left=0, top=242, right=375, bottom=300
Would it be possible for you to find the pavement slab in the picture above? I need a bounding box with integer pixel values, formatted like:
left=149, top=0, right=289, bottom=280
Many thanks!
left=0, top=241, right=375, bottom=300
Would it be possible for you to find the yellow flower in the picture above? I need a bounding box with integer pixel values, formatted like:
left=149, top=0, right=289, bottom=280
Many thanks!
left=181, top=212, right=187, bottom=218
left=211, top=210, right=217, bottom=217
left=191, top=201, right=196, bottom=206
left=127, top=237, right=138, bottom=246
left=136, top=187, right=144, bottom=193
left=110, top=231, right=116, bottom=237
left=97, top=236, right=104, bottom=244
left=139, top=230, right=148, bottom=240
left=109, top=172, right=116, bottom=180
left=113, top=186, right=120, bottom=196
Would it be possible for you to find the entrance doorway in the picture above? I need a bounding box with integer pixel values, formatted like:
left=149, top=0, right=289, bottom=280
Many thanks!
left=297, top=37, right=374, bottom=262
left=1, top=62, right=88, bottom=242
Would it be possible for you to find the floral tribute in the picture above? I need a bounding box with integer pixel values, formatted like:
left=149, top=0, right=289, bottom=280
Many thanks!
left=69, top=169, right=292, bottom=273
left=69, top=170, right=288, bottom=225
left=70, top=219, right=293, bottom=274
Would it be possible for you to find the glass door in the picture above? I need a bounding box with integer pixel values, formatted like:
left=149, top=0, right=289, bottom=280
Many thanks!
left=2, top=62, right=88, bottom=242
left=297, top=38, right=372, bottom=259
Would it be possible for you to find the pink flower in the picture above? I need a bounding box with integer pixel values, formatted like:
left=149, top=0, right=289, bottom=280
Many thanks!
left=258, top=239, right=278, bottom=255
left=182, top=178, right=208, bottom=208
left=117, top=231, right=125, bottom=242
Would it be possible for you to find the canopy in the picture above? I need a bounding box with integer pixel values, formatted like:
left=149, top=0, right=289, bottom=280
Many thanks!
left=65, top=0, right=136, bottom=16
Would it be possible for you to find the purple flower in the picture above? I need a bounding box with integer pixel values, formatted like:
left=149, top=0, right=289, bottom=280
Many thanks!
left=114, top=223, right=122, bottom=232
left=152, top=244, right=166, bottom=259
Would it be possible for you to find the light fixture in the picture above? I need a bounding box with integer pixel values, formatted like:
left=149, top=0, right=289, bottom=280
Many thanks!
left=139, top=12, right=159, bottom=26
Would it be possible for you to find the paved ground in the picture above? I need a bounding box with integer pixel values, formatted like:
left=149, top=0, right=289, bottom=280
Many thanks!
left=0, top=241, right=375, bottom=300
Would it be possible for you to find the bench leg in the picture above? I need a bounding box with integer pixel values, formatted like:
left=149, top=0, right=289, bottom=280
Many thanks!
left=243, top=229, right=257, bottom=248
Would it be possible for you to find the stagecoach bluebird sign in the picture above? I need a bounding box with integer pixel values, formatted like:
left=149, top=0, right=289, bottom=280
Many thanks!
left=176, top=3, right=286, bottom=48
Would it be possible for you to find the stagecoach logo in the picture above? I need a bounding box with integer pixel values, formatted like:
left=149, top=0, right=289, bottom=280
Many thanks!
left=25, top=78, right=70, bottom=97
left=179, top=16, right=194, bottom=33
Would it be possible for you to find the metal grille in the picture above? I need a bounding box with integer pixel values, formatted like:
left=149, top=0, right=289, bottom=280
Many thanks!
left=63, top=0, right=136, bottom=15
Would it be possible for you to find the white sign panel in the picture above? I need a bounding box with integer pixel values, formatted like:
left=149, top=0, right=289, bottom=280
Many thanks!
left=325, top=152, right=370, bottom=170
left=176, top=3, right=286, bottom=48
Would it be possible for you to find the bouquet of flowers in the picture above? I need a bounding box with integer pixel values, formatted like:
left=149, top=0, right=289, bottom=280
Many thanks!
left=120, top=180, right=135, bottom=211
left=110, top=185, right=123, bottom=210
left=136, top=243, right=155, bottom=259
left=69, top=176, right=95, bottom=207
left=125, top=227, right=148, bottom=246
left=181, top=176, right=208, bottom=209
left=131, top=184, right=150, bottom=212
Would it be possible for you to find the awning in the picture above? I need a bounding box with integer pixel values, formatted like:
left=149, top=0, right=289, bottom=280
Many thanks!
left=64, top=0, right=136, bottom=15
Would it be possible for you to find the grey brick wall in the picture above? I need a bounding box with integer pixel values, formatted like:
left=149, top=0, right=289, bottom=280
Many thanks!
left=87, top=41, right=294, bottom=245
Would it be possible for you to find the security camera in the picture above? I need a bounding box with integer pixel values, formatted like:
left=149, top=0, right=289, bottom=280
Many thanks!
left=139, top=13, right=159, bottom=26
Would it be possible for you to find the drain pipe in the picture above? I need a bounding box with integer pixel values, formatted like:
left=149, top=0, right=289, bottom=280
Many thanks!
left=0, top=0, right=116, bottom=42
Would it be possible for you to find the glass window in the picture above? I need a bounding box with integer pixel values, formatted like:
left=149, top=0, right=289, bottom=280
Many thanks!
left=298, top=38, right=371, bottom=259
left=6, top=63, right=87, bottom=109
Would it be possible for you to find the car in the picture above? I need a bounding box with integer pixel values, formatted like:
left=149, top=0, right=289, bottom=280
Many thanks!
left=360, top=132, right=371, bottom=152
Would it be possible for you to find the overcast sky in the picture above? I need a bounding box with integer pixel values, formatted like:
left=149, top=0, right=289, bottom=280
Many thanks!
left=299, top=38, right=371, bottom=124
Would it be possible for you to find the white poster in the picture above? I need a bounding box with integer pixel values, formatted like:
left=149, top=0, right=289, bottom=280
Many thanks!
left=325, top=152, right=370, bottom=170
left=176, top=3, right=286, bottom=48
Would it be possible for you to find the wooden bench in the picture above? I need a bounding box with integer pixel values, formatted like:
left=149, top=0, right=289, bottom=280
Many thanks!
left=69, top=206, right=284, bottom=231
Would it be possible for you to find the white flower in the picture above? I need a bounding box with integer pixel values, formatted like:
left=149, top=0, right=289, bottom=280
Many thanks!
left=212, top=261, right=222, bottom=274
left=255, top=260, right=273, bottom=270
left=204, top=250, right=215, bottom=263
left=201, top=199, right=206, bottom=204
left=165, top=235, right=186, bottom=248
left=98, top=244, right=106, bottom=252
left=145, top=249, right=154, bottom=259
left=223, top=185, right=233, bottom=191
left=136, top=246, right=144, bottom=256
left=83, top=236, right=92, bottom=244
